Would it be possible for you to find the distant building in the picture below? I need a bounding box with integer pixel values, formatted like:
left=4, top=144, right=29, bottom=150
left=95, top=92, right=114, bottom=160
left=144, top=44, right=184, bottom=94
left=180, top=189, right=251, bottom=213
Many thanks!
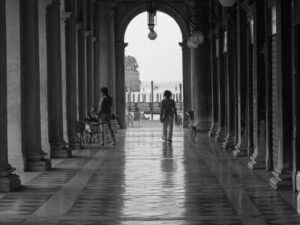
left=125, top=56, right=141, bottom=92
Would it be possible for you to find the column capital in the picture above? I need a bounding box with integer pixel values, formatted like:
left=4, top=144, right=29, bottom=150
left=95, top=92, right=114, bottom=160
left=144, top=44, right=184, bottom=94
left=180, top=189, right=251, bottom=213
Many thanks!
left=0, top=166, right=15, bottom=177
left=76, top=22, right=83, bottom=31
left=61, top=12, right=71, bottom=22
left=46, top=0, right=60, bottom=11
left=85, top=30, right=92, bottom=38
left=116, top=42, right=128, bottom=50
left=179, top=41, right=189, bottom=50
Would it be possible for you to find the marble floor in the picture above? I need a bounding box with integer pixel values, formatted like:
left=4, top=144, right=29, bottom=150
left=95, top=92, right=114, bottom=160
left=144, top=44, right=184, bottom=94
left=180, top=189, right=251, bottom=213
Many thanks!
left=0, top=124, right=300, bottom=225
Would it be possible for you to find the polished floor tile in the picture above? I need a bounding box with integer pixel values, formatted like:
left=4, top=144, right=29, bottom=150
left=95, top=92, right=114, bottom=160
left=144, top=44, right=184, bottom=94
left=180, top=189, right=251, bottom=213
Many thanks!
left=0, top=124, right=299, bottom=224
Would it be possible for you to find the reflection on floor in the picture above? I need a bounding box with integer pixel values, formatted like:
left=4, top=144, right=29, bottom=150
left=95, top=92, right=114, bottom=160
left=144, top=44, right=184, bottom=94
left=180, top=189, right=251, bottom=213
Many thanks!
left=0, top=125, right=300, bottom=225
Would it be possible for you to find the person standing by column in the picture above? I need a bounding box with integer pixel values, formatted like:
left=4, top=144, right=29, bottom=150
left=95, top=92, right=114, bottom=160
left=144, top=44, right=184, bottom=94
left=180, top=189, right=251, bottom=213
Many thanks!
left=160, top=90, right=178, bottom=142
left=98, top=87, right=116, bottom=145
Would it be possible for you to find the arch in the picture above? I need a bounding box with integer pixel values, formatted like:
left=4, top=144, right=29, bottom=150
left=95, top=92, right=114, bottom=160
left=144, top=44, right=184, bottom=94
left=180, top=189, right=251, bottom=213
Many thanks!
left=117, top=2, right=189, bottom=42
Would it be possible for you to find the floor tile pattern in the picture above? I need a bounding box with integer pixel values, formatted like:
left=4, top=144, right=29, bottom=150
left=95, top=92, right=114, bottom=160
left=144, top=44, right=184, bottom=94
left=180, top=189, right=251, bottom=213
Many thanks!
left=0, top=125, right=300, bottom=224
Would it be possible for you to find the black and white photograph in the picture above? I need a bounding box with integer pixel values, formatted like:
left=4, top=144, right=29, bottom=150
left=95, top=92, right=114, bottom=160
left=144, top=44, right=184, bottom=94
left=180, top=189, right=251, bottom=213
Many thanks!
left=0, top=0, right=300, bottom=224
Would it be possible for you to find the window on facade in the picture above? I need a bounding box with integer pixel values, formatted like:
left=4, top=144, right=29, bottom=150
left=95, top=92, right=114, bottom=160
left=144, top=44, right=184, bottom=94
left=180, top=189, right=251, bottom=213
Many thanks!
left=250, top=19, right=254, bottom=44
left=216, top=39, right=219, bottom=57
left=223, top=31, right=228, bottom=53
left=271, top=5, right=277, bottom=35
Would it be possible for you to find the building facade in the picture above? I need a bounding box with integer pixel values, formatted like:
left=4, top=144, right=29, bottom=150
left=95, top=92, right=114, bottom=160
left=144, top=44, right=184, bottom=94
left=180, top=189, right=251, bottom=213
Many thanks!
left=125, top=56, right=141, bottom=92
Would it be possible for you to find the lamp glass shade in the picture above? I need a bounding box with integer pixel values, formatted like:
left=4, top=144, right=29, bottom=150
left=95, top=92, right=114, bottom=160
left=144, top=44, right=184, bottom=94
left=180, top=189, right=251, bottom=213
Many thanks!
left=148, top=30, right=157, bottom=40
left=219, top=0, right=236, bottom=7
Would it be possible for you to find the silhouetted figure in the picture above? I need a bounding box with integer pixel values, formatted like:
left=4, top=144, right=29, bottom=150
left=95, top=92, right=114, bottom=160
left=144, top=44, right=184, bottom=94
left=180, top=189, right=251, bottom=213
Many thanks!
left=98, top=87, right=116, bottom=145
left=160, top=90, right=178, bottom=142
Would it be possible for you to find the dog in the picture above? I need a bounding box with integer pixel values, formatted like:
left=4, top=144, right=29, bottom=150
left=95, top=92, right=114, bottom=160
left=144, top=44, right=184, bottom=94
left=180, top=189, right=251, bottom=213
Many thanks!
left=186, top=111, right=197, bottom=142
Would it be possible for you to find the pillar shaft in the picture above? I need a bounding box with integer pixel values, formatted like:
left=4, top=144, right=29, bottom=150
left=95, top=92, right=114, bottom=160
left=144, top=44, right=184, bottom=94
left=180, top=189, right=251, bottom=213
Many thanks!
left=192, top=0, right=212, bottom=132
left=46, top=0, right=71, bottom=158
left=209, top=34, right=219, bottom=137
left=87, top=34, right=94, bottom=108
left=78, top=26, right=87, bottom=120
left=60, top=4, right=71, bottom=146
left=0, top=0, right=21, bottom=192
left=293, top=0, right=300, bottom=194
left=39, top=0, right=52, bottom=155
left=66, top=12, right=80, bottom=149
left=215, top=30, right=227, bottom=142
left=248, top=0, right=267, bottom=170
left=6, top=0, right=23, bottom=171
left=270, top=0, right=293, bottom=189
left=180, top=42, right=191, bottom=128
left=115, top=42, right=128, bottom=129
left=234, top=0, right=248, bottom=157
left=96, top=1, right=115, bottom=94
left=208, top=1, right=219, bottom=137
left=193, top=45, right=212, bottom=132
left=94, top=39, right=100, bottom=105
left=20, top=0, right=51, bottom=171
left=223, top=11, right=236, bottom=150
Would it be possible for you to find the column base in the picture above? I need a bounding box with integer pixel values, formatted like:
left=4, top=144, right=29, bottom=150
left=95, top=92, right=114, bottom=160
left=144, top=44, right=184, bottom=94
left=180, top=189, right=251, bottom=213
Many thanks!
left=196, top=121, right=211, bottom=133
left=215, top=129, right=226, bottom=142
left=25, top=159, right=51, bottom=172
left=222, top=136, right=235, bottom=149
left=69, top=141, right=82, bottom=150
left=51, top=149, right=72, bottom=159
left=0, top=174, right=21, bottom=192
left=233, top=145, right=248, bottom=157
left=208, top=124, right=219, bottom=138
left=270, top=169, right=292, bottom=190
left=50, top=142, right=72, bottom=158
left=248, top=155, right=265, bottom=170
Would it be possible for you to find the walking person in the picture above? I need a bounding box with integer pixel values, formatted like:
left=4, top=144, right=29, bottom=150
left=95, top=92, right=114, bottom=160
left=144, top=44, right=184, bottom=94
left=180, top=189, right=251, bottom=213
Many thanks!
left=160, top=90, right=178, bottom=142
left=98, top=87, right=116, bottom=146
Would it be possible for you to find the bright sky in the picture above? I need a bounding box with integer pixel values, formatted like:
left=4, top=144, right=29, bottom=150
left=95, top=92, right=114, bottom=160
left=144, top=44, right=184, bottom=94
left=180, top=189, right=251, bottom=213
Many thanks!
left=125, top=12, right=182, bottom=83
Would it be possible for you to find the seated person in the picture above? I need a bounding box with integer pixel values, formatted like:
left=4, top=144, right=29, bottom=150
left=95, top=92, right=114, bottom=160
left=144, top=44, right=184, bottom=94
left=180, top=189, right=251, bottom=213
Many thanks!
left=85, top=106, right=99, bottom=135
left=86, top=106, right=99, bottom=123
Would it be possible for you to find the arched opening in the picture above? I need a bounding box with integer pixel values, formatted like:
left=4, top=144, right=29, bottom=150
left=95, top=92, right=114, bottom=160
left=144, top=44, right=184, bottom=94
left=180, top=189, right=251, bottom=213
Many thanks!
left=115, top=2, right=190, bottom=129
left=124, top=11, right=183, bottom=126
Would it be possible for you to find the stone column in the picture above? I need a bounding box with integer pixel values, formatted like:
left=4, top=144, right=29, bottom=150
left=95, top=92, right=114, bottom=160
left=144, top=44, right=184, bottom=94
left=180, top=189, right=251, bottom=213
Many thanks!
left=46, top=0, right=71, bottom=158
left=6, top=0, right=23, bottom=171
left=0, top=0, right=21, bottom=192
left=270, top=0, right=293, bottom=189
left=192, top=0, right=212, bottom=132
left=294, top=0, right=300, bottom=205
left=87, top=33, right=94, bottom=108
left=93, top=38, right=100, bottom=105
left=215, top=30, right=227, bottom=142
left=209, top=34, right=219, bottom=137
left=223, top=12, right=236, bottom=150
left=208, top=1, right=219, bottom=137
left=234, top=0, right=248, bottom=157
left=78, top=26, right=87, bottom=120
left=60, top=2, right=71, bottom=146
left=248, top=0, right=267, bottom=169
left=179, top=42, right=192, bottom=128
left=39, top=0, right=52, bottom=156
left=96, top=1, right=113, bottom=91
left=65, top=11, right=80, bottom=149
left=115, top=42, right=128, bottom=129
left=110, top=8, right=117, bottom=113
left=20, top=0, right=51, bottom=171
